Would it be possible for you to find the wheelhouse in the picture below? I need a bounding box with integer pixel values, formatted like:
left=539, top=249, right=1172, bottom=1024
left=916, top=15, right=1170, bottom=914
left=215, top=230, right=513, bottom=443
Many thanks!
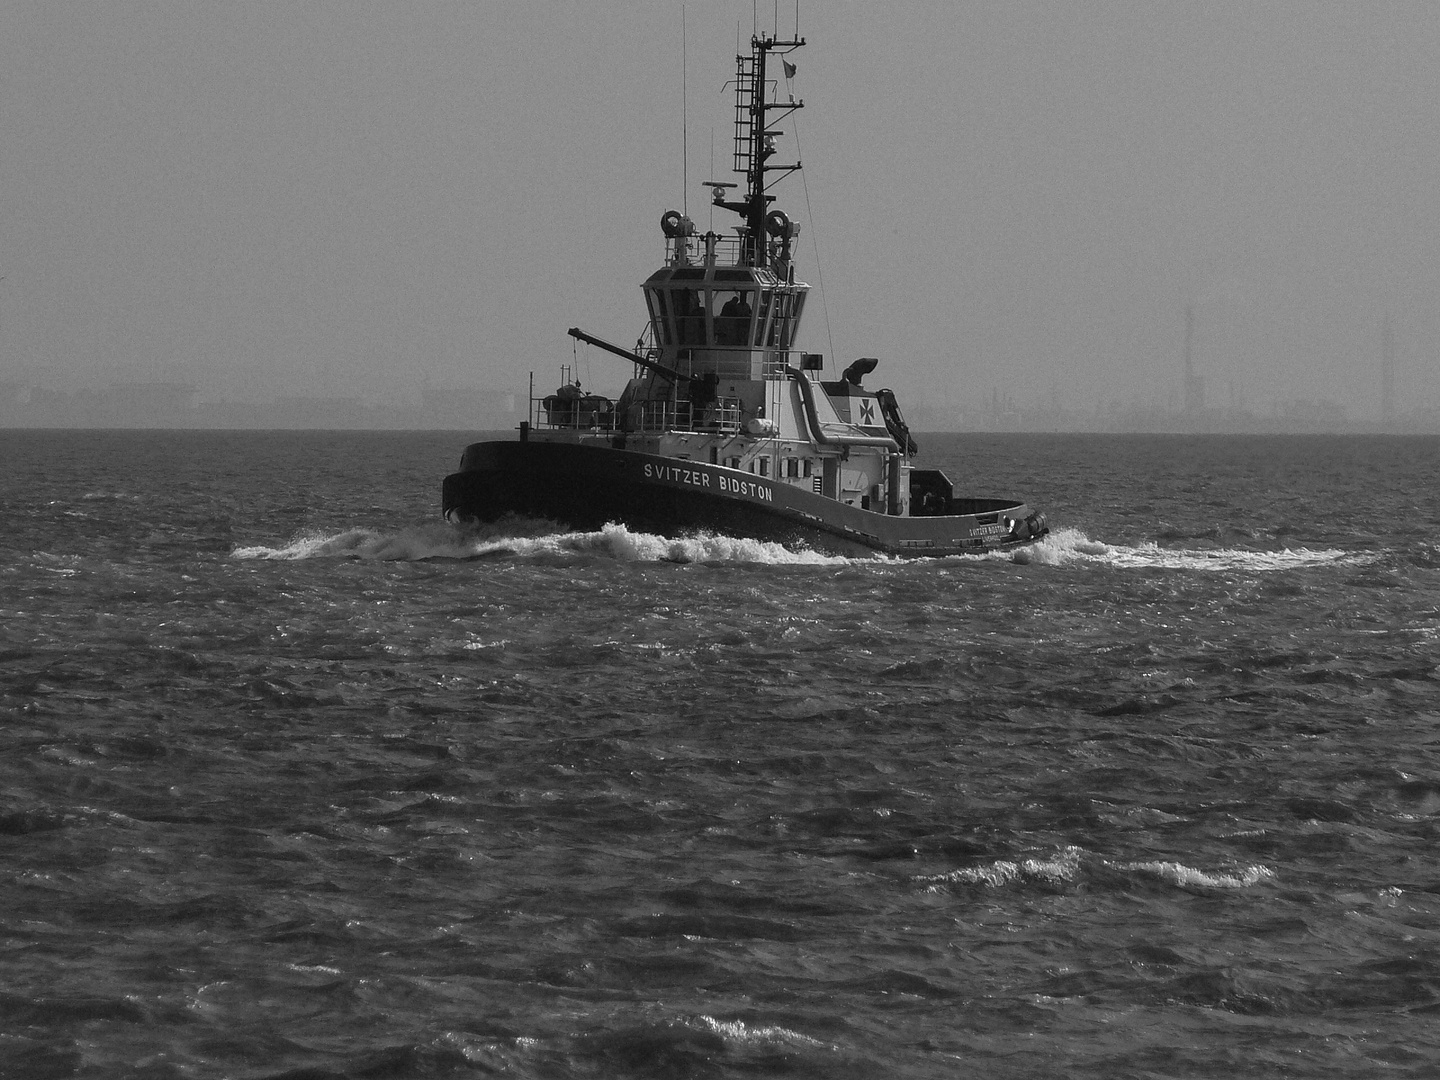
left=644, top=266, right=807, bottom=351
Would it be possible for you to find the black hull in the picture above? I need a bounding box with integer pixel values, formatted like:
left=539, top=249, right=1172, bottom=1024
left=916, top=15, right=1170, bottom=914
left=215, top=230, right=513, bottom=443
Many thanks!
left=443, top=440, right=1046, bottom=558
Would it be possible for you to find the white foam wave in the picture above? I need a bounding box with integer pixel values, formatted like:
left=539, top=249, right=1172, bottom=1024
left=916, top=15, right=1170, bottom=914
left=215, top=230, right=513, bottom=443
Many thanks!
left=1005, top=526, right=1363, bottom=571
left=1118, top=860, right=1275, bottom=890
left=920, top=847, right=1274, bottom=893
left=695, top=1016, right=827, bottom=1048
left=919, top=846, right=1083, bottom=889
left=600, top=524, right=859, bottom=564
left=233, top=521, right=856, bottom=565
left=233, top=524, right=473, bottom=561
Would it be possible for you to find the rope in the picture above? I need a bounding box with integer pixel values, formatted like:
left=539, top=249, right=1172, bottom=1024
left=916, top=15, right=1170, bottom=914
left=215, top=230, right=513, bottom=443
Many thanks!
left=792, top=122, right=836, bottom=368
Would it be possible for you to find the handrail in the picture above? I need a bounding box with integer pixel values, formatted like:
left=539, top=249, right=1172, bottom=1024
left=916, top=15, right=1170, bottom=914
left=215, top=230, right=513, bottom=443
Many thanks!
left=532, top=394, right=744, bottom=436
left=787, top=368, right=899, bottom=449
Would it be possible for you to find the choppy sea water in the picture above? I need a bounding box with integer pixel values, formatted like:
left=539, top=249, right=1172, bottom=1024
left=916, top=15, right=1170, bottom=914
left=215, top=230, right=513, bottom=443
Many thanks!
left=4, top=428, right=1440, bottom=1079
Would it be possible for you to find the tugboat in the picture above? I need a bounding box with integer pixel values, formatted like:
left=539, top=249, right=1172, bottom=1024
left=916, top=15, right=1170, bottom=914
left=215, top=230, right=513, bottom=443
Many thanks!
left=443, top=31, right=1047, bottom=558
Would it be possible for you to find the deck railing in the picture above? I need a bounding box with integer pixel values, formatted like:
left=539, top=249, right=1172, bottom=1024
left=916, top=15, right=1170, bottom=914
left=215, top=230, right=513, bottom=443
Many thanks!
left=666, top=233, right=745, bottom=267
left=533, top=394, right=746, bottom=436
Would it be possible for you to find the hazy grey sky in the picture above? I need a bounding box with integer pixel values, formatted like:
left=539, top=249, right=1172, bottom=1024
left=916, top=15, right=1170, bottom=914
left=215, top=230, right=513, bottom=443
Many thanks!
left=3, top=1, right=1438, bottom=417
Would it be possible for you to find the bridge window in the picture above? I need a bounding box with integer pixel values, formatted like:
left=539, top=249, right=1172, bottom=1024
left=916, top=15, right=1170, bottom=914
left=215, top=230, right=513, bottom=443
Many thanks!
left=789, top=291, right=807, bottom=330
left=672, top=288, right=706, bottom=346
left=765, top=292, right=796, bottom=348
left=711, top=290, right=754, bottom=346
left=645, top=290, right=671, bottom=346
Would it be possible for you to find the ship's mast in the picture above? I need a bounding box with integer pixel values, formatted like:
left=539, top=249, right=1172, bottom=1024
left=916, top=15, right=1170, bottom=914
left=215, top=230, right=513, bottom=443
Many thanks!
left=712, top=33, right=804, bottom=267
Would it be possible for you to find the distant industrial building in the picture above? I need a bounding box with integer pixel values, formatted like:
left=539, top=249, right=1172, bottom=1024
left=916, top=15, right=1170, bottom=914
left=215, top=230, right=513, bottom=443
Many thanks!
left=0, top=379, right=524, bottom=430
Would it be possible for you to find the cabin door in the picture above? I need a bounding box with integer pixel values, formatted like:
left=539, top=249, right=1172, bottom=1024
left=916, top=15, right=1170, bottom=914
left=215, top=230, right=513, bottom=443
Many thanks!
left=821, top=458, right=839, bottom=500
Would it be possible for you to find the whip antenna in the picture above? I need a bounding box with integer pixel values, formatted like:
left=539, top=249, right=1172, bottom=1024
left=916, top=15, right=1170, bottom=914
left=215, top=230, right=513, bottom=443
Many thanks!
left=682, top=5, right=688, bottom=217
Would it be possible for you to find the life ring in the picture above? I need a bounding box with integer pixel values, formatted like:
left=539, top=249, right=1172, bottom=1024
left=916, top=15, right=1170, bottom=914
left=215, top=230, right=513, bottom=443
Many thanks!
left=765, top=209, right=792, bottom=238
left=661, top=210, right=686, bottom=238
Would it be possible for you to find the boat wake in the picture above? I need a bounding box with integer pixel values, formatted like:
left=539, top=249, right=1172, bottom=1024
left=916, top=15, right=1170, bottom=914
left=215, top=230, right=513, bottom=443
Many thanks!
left=232, top=520, right=856, bottom=565
left=1002, top=526, right=1368, bottom=571
left=234, top=521, right=1369, bottom=571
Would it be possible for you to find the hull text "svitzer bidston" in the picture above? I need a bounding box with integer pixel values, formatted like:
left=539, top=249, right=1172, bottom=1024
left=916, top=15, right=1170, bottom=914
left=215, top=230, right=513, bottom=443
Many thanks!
left=643, top=463, right=773, bottom=502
